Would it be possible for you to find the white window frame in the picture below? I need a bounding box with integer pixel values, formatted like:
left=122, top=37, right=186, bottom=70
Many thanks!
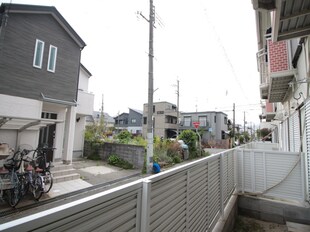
left=198, top=116, right=207, bottom=126
left=184, top=116, right=191, bottom=127
left=33, top=39, right=44, bottom=69
left=47, top=45, right=57, bottom=73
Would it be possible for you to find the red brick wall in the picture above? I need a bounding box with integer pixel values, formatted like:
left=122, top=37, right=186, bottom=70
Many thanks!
left=266, top=101, right=273, bottom=113
left=268, top=40, right=289, bottom=72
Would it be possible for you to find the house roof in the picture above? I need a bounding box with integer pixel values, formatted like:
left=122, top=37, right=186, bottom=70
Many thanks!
left=90, top=111, right=115, bottom=123
left=80, top=64, right=92, bottom=78
left=129, top=108, right=143, bottom=115
left=114, top=112, right=129, bottom=119
left=0, top=3, right=86, bottom=48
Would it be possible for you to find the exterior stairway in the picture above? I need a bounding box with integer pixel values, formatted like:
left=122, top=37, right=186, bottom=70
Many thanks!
left=51, top=162, right=80, bottom=183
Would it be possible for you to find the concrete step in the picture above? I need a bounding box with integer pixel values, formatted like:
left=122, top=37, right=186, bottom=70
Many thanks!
left=50, top=162, right=73, bottom=172
left=50, top=162, right=80, bottom=183
left=53, top=173, right=81, bottom=183
left=52, top=168, right=77, bottom=177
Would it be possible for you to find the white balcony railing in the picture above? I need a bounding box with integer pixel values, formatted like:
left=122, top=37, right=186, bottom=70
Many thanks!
left=1, top=142, right=307, bottom=231
left=76, top=90, right=94, bottom=115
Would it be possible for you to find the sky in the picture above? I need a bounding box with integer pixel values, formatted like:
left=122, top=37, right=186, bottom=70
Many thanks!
left=2, top=0, right=262, bottom=127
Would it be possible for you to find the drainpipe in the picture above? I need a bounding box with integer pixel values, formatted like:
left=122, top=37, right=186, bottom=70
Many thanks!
left=0, top=9, right=9, bottom=56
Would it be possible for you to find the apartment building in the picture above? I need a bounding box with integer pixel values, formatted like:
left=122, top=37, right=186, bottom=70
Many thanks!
left=180, top=111, right=228, bottom=142
left=253, top=0, right=310, bottom=194
left=142, top=101, right=178, bottom=139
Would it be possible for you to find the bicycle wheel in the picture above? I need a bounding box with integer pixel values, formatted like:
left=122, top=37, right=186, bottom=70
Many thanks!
left=43, top=171, right=53, bottom=193
left=7, top=176, right=21, bottom=207
left=32, top=175, right=43, bottom=201
left=19, top=174, right=29, bottom=197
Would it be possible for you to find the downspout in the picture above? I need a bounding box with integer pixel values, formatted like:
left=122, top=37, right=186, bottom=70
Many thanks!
left=303, top=40, right=310, bottom=98
left=0, top=7, right=9, bottom=57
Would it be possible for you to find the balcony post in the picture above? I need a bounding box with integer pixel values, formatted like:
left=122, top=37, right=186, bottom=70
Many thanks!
left=300, top=152, right=306, bottom=201
left=186, top=170, right=190, bottom=230
left=141, top=180, right=151, bottom=232
left=220, top=153, right=224, bottom=217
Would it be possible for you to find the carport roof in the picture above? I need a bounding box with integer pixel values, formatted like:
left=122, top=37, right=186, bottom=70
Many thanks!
left=0, top=115, right=63, bottom=132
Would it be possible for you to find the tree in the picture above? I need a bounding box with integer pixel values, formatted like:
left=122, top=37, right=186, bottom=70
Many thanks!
left=179, top=130, right=198, bottom=157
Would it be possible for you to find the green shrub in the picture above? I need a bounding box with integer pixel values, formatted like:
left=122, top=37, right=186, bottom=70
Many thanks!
left=108, top=154, right=134, bottom=169
left=87, top=142, right=103, bottom=160
left=129, top=136, right=148, bottom=147
left=179, top=130, right=198, bottom=158
left=116, top=131, right=132, bottom=143
left=172, top=155, right=182, bottom=163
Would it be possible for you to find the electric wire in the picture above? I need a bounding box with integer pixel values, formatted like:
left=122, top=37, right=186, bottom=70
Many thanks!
left=199, top=1, right=249, bottom=103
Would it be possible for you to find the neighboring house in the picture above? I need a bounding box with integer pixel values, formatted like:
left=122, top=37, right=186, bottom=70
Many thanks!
left=180, top=111, right=228, bottom=142
left=88, top=111, right=115, bottom=130
left=0, top=3, right=93, bottom=164
left=128, top=108, right=143, bottom=135
left=114, top=112, right=129, bottom=133
left=252, top=1, right=310, bottom=164
left=142, top=101, right=178, bottom=139
left=114, top=108, right=142, bottom=135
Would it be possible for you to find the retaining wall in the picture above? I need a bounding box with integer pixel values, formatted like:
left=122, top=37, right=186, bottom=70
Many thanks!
left=84, top=142, right=145, bottom=169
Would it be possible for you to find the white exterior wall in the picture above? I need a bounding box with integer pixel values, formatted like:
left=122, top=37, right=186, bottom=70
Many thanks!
left=0, top=95, right=42, bottom=149
left=76, top=90, right=94, bottom=115
left=63, top=105, right=76, bottom=163
left=78, top=69, right=89, bottom=91
left=17, top=130, right=40, bottom=149
left=73, top=116, right=86, bottom=158
left=128, top=126, right=142, bottom=134
left=0, top=130, right=17, bottom=149
left=0, top=94, right=42, bottom=118
left=76, top=67, right=94, bottom=116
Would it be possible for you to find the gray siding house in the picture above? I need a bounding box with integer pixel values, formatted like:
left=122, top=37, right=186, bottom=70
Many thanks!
left=0, top=3, right=91, bottom=164
left=114, top=113, right=129, bottom=132
left=114, top=108, right=143, bottom=135
left=0, top=4, right=84, bottom=102
left=128, top=108, right=142, bottom=135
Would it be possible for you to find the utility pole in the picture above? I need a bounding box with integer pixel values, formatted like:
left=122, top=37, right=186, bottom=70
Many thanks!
left=146, top=0, right=155, bottom=173
left=243, top=111, right=246, bottom=134
left=100, top=94, right=105, bottom=133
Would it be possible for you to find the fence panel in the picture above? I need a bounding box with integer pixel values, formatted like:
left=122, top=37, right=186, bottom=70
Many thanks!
left=237, top=149, right=303, bottom=202
left=1, top=182, right=143, bottom=232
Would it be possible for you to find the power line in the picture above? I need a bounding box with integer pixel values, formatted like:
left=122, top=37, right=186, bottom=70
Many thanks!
left=155, top=12, right=165, bottom=28
left=200, top=2, right=249, bottom=103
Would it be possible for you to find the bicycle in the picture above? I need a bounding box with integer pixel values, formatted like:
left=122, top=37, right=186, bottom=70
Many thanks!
left=19, top=145, right=54, bottom=201
left=33, top=145, right=54, bottom=194
left=0, top=149, right=23, bottom=207
left=19, top=153, right=44, bottom=201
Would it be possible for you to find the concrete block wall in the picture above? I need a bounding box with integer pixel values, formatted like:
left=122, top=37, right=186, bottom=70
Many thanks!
left=84, top=142, right=145, bottom=169
left=102, top=143, right=145, bottom=169
left=268, top=40, right=289, bottom=72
